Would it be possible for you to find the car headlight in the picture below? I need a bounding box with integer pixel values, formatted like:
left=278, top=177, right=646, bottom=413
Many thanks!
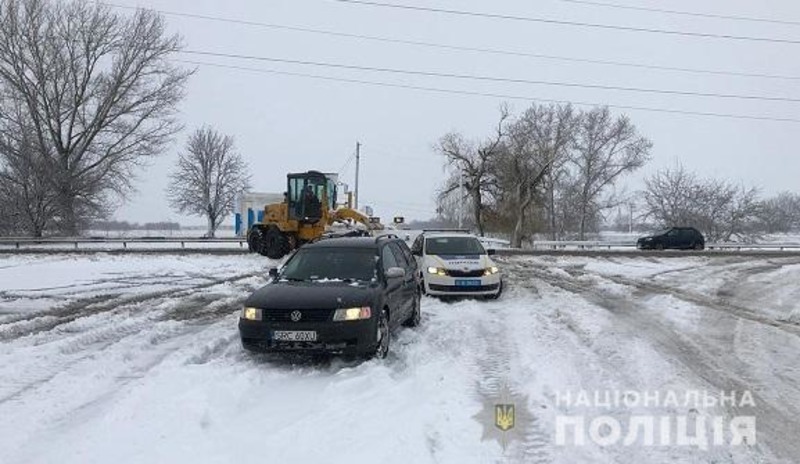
left=483, top=266, right=500, bottom=276
left=333, top=306, right=372, bottom=321
left=241, top=307, right=262, bottom=321
left=427, top=267, right=447, bottom=276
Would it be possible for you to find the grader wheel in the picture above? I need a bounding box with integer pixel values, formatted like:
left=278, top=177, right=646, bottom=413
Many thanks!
left=248, top=225, right=291, bottom=259
left=262, top=225, right=290, bottom=259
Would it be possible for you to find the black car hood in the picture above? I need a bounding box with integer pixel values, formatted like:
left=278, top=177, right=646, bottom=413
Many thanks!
left=245, top=281, right=380, bottom=310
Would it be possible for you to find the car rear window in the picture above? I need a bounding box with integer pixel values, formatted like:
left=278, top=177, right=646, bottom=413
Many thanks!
left=425, top=237, right=486, bottom=255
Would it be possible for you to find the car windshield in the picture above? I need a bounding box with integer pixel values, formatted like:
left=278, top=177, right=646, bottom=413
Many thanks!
left=280, top=248, right=376, bottom=282
left=425, top=236, right=485, bottom=255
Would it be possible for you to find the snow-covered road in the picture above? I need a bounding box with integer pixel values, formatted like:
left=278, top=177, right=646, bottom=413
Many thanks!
left=1, top=253, right=799, bottom=463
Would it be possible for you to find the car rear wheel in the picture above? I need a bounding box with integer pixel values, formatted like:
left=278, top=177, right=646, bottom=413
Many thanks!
left=655, top=243, right=664, bottom=250
left=404, top=291, right=421, bottom=327
left=693, top=242, right=704, bottom=250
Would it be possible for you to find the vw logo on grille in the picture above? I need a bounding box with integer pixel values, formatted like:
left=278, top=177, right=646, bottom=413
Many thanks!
left=290, top=310, right=302, bottom=322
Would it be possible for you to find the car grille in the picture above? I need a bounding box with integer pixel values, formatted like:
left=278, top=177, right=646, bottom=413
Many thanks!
left=262, top=309, right=332, bottom=322
left=446, top=269, right=485, bottom=277
left=242, top=338, right=353, bottom=351
left=429, top=283, right=500, bottom=292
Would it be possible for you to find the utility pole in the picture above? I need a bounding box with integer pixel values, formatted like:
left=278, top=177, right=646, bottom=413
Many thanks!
left=354, top=141, right=361, bottom=210
left=457, top=166, right=464, bottom=229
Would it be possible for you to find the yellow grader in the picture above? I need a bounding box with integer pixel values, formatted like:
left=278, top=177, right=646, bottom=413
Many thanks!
left=246, top=170, right=384, bottom=259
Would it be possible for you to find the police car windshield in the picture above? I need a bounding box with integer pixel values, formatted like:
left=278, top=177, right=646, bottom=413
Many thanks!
left=281, top=248, right=376, bottom=281
left=425, top=236, right=485, bottom=255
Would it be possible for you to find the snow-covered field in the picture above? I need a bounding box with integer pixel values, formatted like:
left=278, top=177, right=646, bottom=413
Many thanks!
left=1, top=253, right=799, bottom=463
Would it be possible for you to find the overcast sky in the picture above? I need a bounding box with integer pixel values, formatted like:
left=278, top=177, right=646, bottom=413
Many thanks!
left=111, top=0, right=800, bottom=226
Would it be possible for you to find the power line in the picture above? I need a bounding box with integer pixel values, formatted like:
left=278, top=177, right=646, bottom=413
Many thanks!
left=557, top=0, right=800, bottom=27
left=338, top=151, right=356, bottom=175
left=181, top=50, right=800, bottom=103
left=332, top=0, right=800, bottom=45
left=99, top=2, right=800, bottom=81
left=176, top=59, right=800, bottom=124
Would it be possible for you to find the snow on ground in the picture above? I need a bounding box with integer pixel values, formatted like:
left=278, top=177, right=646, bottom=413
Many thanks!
left=1, top=253, right=799, bottom=463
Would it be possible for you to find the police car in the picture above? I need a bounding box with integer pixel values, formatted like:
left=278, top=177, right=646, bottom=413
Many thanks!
left=410, top=231, right=503, bottom=298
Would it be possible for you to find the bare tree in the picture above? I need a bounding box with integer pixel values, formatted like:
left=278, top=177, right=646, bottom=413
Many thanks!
left=435, top=185, right=472, bottom=229
left=572, top=107, right=651, bottom=239
left=643, top=165, right=698, bottom=228
left=436, top=106, right=508, bottom=236
left=644, top=165, right=762, bottom=242
left=758, top=192, right=800, bottom=233
left=0, top=97, right=58, bottom=236
left=431, top=103, right=651, bottom=245
left=0, top=134, right=56, bottom=237
left=167, top=127, right=251, bottom=238
left=499, top=103, right=577, bottom=247
left=0, top=0, right=191, bottom=235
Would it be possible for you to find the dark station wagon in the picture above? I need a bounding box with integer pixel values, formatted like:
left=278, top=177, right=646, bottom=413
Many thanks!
left=239, top=235, right=421, bottom=359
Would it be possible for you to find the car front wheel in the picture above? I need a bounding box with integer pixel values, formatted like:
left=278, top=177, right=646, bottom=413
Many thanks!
left=487, top=280, right=503, bottom=300
left=369, top=308, right=390, bottom=359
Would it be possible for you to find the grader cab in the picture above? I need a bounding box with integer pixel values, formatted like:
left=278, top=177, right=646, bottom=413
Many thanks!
left=246, top=170, right=383, bottom=259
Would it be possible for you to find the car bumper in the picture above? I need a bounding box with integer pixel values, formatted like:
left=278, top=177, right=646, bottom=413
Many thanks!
left=238, top=318, right=377, bottom=355
left=423, top=273, right=502, bottom=296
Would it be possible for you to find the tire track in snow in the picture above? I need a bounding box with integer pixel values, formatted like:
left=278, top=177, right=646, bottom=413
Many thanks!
left=569, top=267, right=800, bottom=336
left=468, top=293, right=552, bottom=464
left=509, top=262, right=800, bottom=462
left=0, top=275, right=262, bottom=405
left=0, top=271, right=262, bottom=341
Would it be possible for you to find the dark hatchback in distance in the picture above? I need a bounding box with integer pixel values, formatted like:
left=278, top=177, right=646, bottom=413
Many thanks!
left=239, top=235, right=421, bottom=359
left=637, top=227, right=705, bottom=250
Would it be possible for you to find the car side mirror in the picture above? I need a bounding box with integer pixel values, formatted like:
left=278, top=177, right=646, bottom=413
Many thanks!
left=385, top=267, right=405, bottom=279
left=268, top=268, right=279, bottom=278
left=487, top=249, right=496, bottom=256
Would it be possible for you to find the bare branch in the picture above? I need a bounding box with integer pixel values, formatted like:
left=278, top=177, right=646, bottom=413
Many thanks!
left=166, top=127, right=251, bottom=238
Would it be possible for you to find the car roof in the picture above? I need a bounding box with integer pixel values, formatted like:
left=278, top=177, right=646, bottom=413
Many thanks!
left=304, top=236, right=396, bottom=249
left=423, top=232, right=479, bottom=239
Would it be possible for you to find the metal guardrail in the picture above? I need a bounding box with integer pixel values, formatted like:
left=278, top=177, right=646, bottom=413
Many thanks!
left=527, top=241, right=800, bottom=251
left=0, top=237, right=247, bottom=250
left=2, top=237, right=800, bottom=253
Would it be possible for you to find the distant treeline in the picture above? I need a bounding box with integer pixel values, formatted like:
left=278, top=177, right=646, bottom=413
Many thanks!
left=91, top=221, right=182, bottom=232
left=89, top=221, right=235, bottom=232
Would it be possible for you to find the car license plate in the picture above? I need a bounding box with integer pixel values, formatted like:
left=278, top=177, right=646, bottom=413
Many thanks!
left=273, top=330, right=317, bottom=342
left=455, top=279, right=481, bottom=287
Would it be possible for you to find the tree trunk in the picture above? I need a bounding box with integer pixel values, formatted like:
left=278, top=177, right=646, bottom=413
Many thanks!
left=471, top=189, right=484, bottom=237
left=578, top=188, right=589, bottom=241
left=511, top=183, right=531, bottom=248
left=579, top=207, right=587, bottom=241
left=511, top=212, right=525, bottom=248
left=206, top=205, right=216, bottom=238
left=58, top=186, right=80, bottom=237
left=548, top=173, right=557, bottom=240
